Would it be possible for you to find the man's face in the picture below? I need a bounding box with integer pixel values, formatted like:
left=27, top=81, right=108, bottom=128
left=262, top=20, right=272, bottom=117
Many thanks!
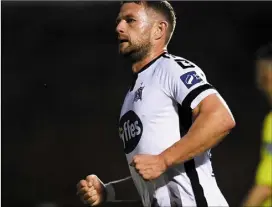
left=116, top=2, right=154, bottom=61
left=256, top=60, right=272, bottom=97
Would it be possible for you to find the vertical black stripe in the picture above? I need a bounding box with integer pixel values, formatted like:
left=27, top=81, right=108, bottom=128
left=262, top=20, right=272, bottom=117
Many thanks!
left=184, top=160, right=208, bottom=207
left=178, top=103, right=208, bottom=207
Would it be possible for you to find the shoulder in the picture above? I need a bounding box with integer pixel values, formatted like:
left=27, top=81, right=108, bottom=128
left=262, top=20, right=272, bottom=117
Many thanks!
left=154, top=52, right=207, bottom=82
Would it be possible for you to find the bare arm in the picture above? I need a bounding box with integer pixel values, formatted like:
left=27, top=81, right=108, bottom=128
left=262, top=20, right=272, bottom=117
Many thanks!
left=161, top=93, right=235, bottom=167
left=242, top=184, right=272, bottom=207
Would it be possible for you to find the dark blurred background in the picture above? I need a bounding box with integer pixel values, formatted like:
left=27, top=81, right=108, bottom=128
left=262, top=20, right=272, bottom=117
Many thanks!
left=1, top=1, right=272, bottom=207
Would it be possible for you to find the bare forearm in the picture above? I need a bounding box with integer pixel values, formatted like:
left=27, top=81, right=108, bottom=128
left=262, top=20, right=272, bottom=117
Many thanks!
left=161, top=103, right=234, bottom=167
left=242, top=185, right=272, bottom=206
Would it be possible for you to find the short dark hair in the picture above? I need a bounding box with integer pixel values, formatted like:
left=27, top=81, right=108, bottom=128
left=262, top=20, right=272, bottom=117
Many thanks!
left=120, top=1, right=176, bottom=45
left=255, top=43, right=272, bottom=61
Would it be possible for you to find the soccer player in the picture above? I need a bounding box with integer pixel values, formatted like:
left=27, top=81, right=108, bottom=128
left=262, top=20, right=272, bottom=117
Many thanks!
left=242, top=44, right=272, bottom=207
left=77, top=1, right=236, bottom=206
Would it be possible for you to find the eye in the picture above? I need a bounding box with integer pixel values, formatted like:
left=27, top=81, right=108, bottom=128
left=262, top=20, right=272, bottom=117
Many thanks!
left=126, top=18, right=136, bottom=24
left=116, top=18, right=121, bottom=25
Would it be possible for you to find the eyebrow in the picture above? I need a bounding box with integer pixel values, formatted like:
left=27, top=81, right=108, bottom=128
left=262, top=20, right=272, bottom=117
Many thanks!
left=116, top=14, right=136, bottom=23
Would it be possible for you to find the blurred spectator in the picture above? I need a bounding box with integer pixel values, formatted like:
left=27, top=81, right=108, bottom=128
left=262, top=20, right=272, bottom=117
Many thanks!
left=242, top=43, right=272, bottom=206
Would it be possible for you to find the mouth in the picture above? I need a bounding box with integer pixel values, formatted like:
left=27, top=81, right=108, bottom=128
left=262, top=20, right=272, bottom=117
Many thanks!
left=119, top=40, right=128, bottom=44
left=118, top=38, right=129, bottom=44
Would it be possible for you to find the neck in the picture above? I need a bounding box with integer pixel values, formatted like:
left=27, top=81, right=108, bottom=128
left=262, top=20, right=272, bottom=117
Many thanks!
left=132, top=47, right=167, bottom=73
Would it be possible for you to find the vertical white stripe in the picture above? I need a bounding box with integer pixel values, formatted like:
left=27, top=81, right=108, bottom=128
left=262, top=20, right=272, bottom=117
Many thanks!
left=155, top=185, right=171, bottom=207
left=195, top=154, right=229, bottom=206
left=172, top=171, right=197, bottom=206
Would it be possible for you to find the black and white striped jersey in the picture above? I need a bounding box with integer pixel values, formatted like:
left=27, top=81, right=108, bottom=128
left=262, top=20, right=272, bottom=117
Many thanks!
left=118, top=52, right=229, bottom=207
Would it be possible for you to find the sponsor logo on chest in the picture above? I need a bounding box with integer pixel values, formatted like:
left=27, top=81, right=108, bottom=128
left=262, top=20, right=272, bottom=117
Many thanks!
left=119, top=110, right=143, bottom=154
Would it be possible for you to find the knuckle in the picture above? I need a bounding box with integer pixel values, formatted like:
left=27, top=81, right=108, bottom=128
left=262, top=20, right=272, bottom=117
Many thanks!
left=84, top=186, right=89, bottom=193
left=86, top=174, right=96, bottom=181
left=83, top=192, right=91, bottom=199
left=88, top=191, right=94, bottom=197
left=78, top=180, right=86, bottom=186
left=91, top=190, right=97, bottom=196
left=89, top=186, right=95, bottom=191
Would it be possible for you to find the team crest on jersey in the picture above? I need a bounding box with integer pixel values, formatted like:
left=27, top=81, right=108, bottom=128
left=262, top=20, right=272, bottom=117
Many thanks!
left=134, top=86, right=144, bottom=102
left=180, top=71, right=203, bottom=89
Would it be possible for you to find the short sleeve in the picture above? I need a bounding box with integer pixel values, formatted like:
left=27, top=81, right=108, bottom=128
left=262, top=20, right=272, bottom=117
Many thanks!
left=166, top=62, right=218, bottom=110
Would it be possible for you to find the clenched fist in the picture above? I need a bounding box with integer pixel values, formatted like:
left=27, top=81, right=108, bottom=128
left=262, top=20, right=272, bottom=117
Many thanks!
left=76, top=174, right=106, bottom=206
left=132, top=154, right=167, bottom=180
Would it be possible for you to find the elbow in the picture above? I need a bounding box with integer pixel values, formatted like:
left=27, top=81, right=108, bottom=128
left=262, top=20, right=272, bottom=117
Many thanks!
left=227, top=118, right=236, bottom=133
left=222, top=112, right=236, bottom=133
left=227, top=113, right=236, bottom=130
left=213, top=107, right=236, bottom=134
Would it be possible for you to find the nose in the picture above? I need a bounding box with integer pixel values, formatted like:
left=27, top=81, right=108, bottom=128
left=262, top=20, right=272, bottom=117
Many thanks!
left=116, top=20, right=125, bottom=34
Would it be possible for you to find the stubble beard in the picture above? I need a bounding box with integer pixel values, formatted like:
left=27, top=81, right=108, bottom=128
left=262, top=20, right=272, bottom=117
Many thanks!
left=119, top=41, right=151, bottom=63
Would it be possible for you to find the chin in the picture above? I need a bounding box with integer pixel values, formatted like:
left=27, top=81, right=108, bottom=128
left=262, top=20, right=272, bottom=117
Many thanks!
left=119, top=48, right=132, bottom=56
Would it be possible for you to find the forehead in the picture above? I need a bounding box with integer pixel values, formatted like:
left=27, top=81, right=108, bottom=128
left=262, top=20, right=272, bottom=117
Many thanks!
left=118, top=2, right=147, bottom=18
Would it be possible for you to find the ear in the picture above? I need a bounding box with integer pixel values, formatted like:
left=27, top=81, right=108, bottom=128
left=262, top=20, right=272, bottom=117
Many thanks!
left=154, top=21, right=168, bottom=40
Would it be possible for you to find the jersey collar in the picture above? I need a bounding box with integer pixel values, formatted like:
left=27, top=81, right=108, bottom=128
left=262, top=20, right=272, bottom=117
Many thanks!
left=134, top=51, right=168, bottom=75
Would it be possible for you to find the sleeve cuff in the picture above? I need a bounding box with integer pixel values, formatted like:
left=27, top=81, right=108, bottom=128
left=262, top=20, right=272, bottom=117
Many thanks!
left=181, top=84, right=215, bottom=110
left=191, top=88, right=218, bottom=109
left=105, top=182, right=116, bottom=201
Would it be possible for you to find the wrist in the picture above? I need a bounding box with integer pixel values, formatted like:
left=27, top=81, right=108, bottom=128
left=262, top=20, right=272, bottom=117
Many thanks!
left=159, top=152, right=172, bottom=169
left=104, top=182, right=116, bottom=202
